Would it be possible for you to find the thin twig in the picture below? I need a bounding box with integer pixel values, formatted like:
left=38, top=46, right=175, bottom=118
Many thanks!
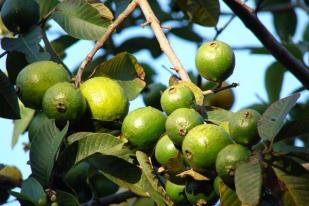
left=137, top=0, right=191, bottom=82
left=0, top=51, right=8, bottom=59
left=74, top=1, right=138, bottom=87
left=223, top=0, right=309, bottom=89
left=38, top=8, right=56, bottom=26
left=202, top=82, right=239, bottom=96
left=213, top=14, right=236, bottom=40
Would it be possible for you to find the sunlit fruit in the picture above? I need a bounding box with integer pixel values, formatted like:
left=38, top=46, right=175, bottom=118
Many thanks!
left=165, top=108, right=204, bottom=146
left=160, top=84, right=196, bottom=114
left=43, top=82, right=86, bottom=122
left=121, top=107, right=166, bottom=150
left=154, top=135, right=179, bottom=165
left=16, top=61, right=70, bottom=109
left=182, top=124, right=233, bottom=172
left=229, top=109, right=261, bottom=146
left=80, top=77, right=128, bottom=121
left=195, top=40, right=235, bottom=82
left=165, top=180, right=188, bottom=204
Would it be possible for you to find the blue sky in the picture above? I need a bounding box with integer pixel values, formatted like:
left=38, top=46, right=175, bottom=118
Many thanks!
left=0, top=1, right=308, bottom=205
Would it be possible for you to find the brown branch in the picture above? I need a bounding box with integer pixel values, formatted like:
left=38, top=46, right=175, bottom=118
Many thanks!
left=75, top=0, right=191, bottom=87
left=137, top=0, right=191, bottom=82
left=223, top=0, right=309, bottom=89
left=74, top=1, right=138, bottom=87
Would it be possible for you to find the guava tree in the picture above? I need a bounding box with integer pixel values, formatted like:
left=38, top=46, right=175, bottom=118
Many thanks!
left=0, top=0, right=309, bottom=206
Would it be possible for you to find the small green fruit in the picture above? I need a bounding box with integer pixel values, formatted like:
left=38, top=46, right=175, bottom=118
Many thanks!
left=182, top=124, right=233, bottom=172
left=165, top=180, right=188, bottom=204
left=229, top=109, right=261, bottom=146
left=121, top=107, right=166, bottom=150
left=195, top=40, right=235, bottom=82
left=165, top=108, right=204, bottom=146
left=43, top=82, right=86, bottom=122
left=160, top=84, right=196, bottom=114
left=142, top=83, right=167, bottom=110
left=1, top=0, right=40, bottom=33
left=154, top=135, right=179, bottom=165
left=38, top=197, right=47, bottom=206
left=215, top=144, right=251, bottom=184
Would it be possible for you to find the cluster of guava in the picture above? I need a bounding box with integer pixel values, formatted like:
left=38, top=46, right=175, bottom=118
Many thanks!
left=120, top=41, right=262, bottom=205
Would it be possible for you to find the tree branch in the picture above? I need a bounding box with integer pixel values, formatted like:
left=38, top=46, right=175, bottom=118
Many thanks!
left=137, top=0, right=191, bottom=82
left=74, top=1, right=138, bottom=87
left=223, top=0, right=309, bottom=89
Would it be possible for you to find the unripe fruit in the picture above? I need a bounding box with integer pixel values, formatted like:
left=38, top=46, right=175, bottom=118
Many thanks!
left=38, top=197, right=47, bottom=206
left=50, top=194, right=57, bottom=202
left=154, top=135, right=179, bottom=165
left=16, top=61, right=70, bottom=109
left=229, top=109, right=261, bottom=146
left=215, top=144, right=251, bottom=184
left=51, top=202, right=59, bottom=206
left=182, top=124, right=233, bottom=172
left=0, top=166, right=22, bottom=186
left=43, top=82, right=86, bottom=122
left=165, top=180, right=187, bottom=204
left=1, top=0, right=40, bottom=33
left=165, top=108, right=204, bottom=146
left=160, top=84, right=196, bottom=114
left=121, top=107, right=166, bottom=150
left=195, top=40, right=235, bottom=82
left=142, top=83, right=167, bottom=110
left=80, top=77, right=128, bottom=121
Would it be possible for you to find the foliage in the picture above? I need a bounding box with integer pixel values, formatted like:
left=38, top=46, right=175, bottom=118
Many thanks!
left=0, top=0, right=308, bottom=206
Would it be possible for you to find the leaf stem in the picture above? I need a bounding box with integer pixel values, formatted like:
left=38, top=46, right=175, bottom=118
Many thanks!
left=0, top=51, right=8, bottom=59
left=202, top=82, right=239, bottom=96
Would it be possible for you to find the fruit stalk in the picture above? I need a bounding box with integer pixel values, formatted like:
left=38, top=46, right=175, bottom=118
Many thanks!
left=203, top=82, right=239, bottom=96
left=223, top=0, right=309, bottom=89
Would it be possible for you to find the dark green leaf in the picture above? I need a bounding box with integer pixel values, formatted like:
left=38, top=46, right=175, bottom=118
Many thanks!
left=94, top=52, right=146, bottom=100
left=116, top=37, right=162, bottom=58
left=35, top=0, right=58, bottom=18
left=56, top=190, right=80, bottom=206
left=67, top=132, right=133, bottom=162
left=52, top=0, right=111, bottom=40
left=88, top=154, right=146, bottom=196
left=50, top=35, right=78, bottom=59
left=1, top=27, right=50, bottom=63
left=177, top=0, right=220, bottom=27
left=30, top=120, right=69, bottom=186
left=275, top=117, right=309, bottom=141
left=136, top=151, right=173, bottom=206
left=257, top=93, right=300, bottom=142
left=273, top=166, right=309, bottom=205
left=6, top=51, right=28, bottom=84
left=273, top=10, right=297, bottom=41
left=303, top=24, right=309, bottom=41
left=219, top=181, right=241, bottom=206
left=235, top=158, right=262, bottom=206
left=170, top=25, right=203, bottom=43
left=265, top=62, right=285, bottom=102
left=20, top=177, right=45, bottom=204
left=10, top=191, right=36, bottom=205
left=0, top=70, right=20, bottom=119
left=250, top=47, right=269, bottom=55
left=12, top=101, right=35, bottom=147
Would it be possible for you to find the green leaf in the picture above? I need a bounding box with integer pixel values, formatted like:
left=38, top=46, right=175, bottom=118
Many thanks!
left=56, top=190, right=80, bottom=206
left=67, top=132, right=133, bottom=162
left=177, top=0, right=220, bottom=27
left=6, top=51, right=28, bottom=84
left=49, top=35, right=78, bottom=59
left=35, top=0, right=58, bottom=18
left=205, top=106, right=233, bottom=123
left=88, top=154, right=146, bottom=196
left=273, top=166, right=309, bottom=206
left=1, top=27, right=50, bottom=63
left=235, top=158, right=262, bottom=206
left=265, top=62, right=285, bottom=103
left=94, top=52, right=146, bottom=100
left=30, top=120, right=69, bottom=186
left=170, top=25, right=203, bottom=43
left=219, top=181, right=241, bottom=206
left=0, top=70, right=20, bottom=119
left=52, top=0, right=111, bottom=40
left=91, top=3, right=114, bottom=20
left=20, top=177, right=45, bottom=204
left=12, top=101, right=35, bottom=147
left=257, top=93, right=300, bottom=142
left=10, top=191, right=36, bottom=205
left=136, top=151, right=173, bottom=206
left=303, top=24, right=309, bottom=41
left=273, top=10, right=297, bottom=41
left=275, top=117, right=309, bottom=142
